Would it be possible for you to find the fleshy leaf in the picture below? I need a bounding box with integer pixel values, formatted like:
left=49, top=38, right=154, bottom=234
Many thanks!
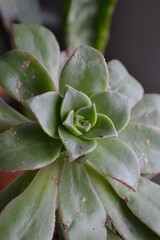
left=59, top=45, right=108, bottom=96
left=25, top=92, right=62, bottom=138
left=0, top=160, right=63, bottom=240
left=58, top=161, right=107, bottom=239
left=107, top=177, right=160, bottom=236
left=107, top=228, right=122, bottom=240
left=0, top=97, right=29, bottom=133
left=86, top=137, right=140, bottom=190
left=82, top=113, right=117, bottom=139
left=131, top=94, right=160, bottom=128
left=63, top=110, right=82, bottom=136
left=58, top=50, right=73, bottom=78
left=108, top=60, right=144, bottom=106
left=76, top=103, right=97, bottom=127
left=119, top=123, right=160, bottom=174
left=0, top=171, right=37, bottom=212
left=0, top=50, right=55, bottom=103
left=13, top=24, right=60, bottom=89
left=61, top=85, right=91, bottom=121
left=86, top=164, right=160, bottom=240
left=58, top=125, right=96, bottom=162
left=63, top=0, right=117, bottom=52
left=0, top=122, right=62, bottom=170
left=91, top=91, right=132, bottom=131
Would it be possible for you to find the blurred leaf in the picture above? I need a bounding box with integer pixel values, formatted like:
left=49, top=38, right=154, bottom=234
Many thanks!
left=0, top=50, right=56, bottom=103
left=107, top=228, right=122, bottom=240
left=0, top=160, right=63, bottom=240
left=120, top=123, right=160, bottom=174
left=58, top=161, right=107, bottom=239
left=108, top=177, right=160, bottom=236
left=63, top=0, right=117, bottom=52
left=13, top=24, right=60, bottom=89
left=16, top=0, right=42, bottom=24
left=0, top=171, right=37, bottom=212
left=0, top=97, right=29, bottom=133
left=0, top=122, right=62, bottom=170
left=59, top=45, right=108, bottom=96
left=86, top=164, right=160, bottom=240
left=108, top=60, right=144, bottom=106
left=131, top=94, right=160, bottom=128
left=87, top=137, right=140, bottom=191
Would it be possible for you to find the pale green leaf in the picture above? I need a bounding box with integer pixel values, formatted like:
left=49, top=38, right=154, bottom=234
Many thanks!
left=107, top=177, right=160, bottom=236
left=0, top=122, right=62, bottom=170
left=0, top=50, right=55, bottom=103
left=119, top=123, right=160, bottom=174
left=58, top=161, right=107, bottom=239
left=61, top=85, right=91, bottom=121
left=86, top=137, right=140, bottom=190
left=0, top=160, right=63, bottom=240
left=82, top=114, right=117, bottom=139
left=59, top=45, right=108, bottom=96
left=58, top=125, right=96, bottom=162
left=108, top=60, right=144, bottom=106
left=91, top=91, right=132, bottom=131
left=86, top=165, right=160, bottom=240
left=13, top=24, right=60, bottom=89
left=25, top=92, right=62, bottom=138
left=131, top=94, right=160, bottom=128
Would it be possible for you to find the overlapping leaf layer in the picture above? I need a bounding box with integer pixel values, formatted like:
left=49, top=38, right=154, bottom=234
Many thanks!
left=0, top=25, right=160, bottom=240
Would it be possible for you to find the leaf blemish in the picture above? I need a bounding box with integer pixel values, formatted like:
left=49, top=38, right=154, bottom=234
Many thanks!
left=21, top=60, right=30, bottom=69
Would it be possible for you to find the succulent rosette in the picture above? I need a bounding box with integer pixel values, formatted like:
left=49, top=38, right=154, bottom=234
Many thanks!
left=0, top=25, right=160, bottom=240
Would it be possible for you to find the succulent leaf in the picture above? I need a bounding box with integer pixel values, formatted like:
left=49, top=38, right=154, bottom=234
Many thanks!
left=0, top=122, right=62, bottom=170
left=58, top=125, right=97, bottom=162
left=0, top=171, right=37, bottom=212
left=0, top=97, right=29, bottom=133
left=131, top=94, right=160, bottom=128
left=61, top=85, right=91, bottom=121
left=82, top=113, right=117, bottom=140
left=0, top=160, right=63, bottom=240
left=119, top=123, right=160, bottom=174
left=13, top=24, right=60, bottom=90
left=58, top=161, right=107, bottom=239
left=86, top=165, right=160, bottom=240
left=86, top=138, right=140, bottom=190
left=107, top=177, right=160, bottom=236
left=25, top=92, right=62, bottom=138
left=63, top=0, right=117, bottom=52
left=107, top=228, right=122, bottom=240
left=108, top=60, right=144, bottom=106
left=59, top=45, right=108, bottom=96
left=91, top=91, right=132, bottom=131
left=0, top=50, right=55, bottom=103
left=76, top=103, right=97, bottom=127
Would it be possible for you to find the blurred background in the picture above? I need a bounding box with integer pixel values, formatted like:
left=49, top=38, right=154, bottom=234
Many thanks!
left=0, top=0, right=160, bottom=188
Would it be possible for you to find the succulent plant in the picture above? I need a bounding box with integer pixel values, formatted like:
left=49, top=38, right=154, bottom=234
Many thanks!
left=0, top=24, right=160, bottom=240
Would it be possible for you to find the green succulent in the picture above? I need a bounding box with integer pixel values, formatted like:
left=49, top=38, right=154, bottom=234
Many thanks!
left=0, top=24, right=160, bottom=240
